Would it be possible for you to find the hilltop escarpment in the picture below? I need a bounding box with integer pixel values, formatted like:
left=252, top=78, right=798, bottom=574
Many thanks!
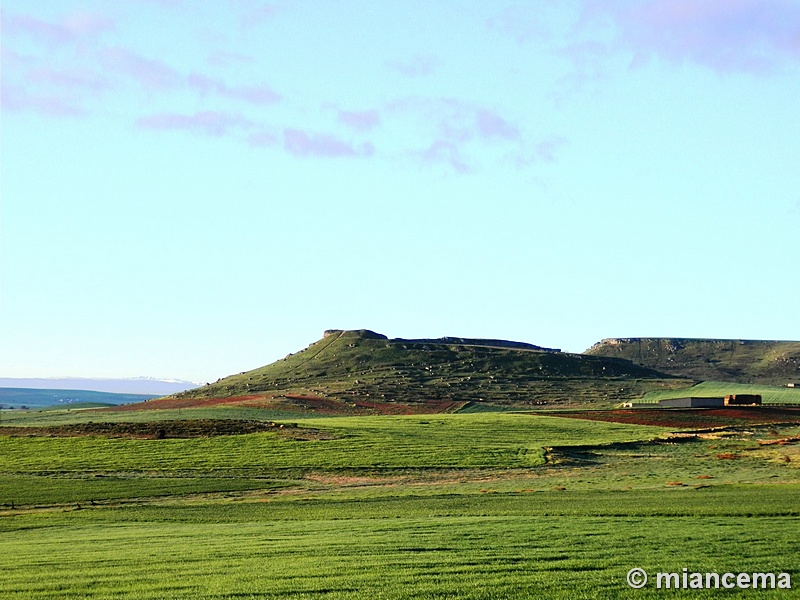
left=150, top=330, right=686, bottom=413
left=585, top=338, right=800, bottom=385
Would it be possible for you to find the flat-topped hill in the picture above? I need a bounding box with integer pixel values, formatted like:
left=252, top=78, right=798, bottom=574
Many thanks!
left=585, top=338, right=800, bottom=385
left=155, top=330, right=686, bottom=413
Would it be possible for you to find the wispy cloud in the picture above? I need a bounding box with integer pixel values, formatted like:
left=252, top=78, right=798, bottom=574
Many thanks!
left=0, top=83, right=86, bottom=117
left=188, top=72, right=281, bottom=105
left=2, top=12, right=72, bottom=44
left=3, top=43, right=280, bottom=122
left=2, top=10, right=555, bottom=172
left=63, top=12, right=115, bottom=38
left=551, top=40, right=611, bottom=100
left=389, top=96, right=568, bottom=173
left=283, top=128, right=374, bottom=158
left=1, top=10, right=113, bottom=45
left=246, top=131, right=279, bottom=147
left=134, top=0, right=184, bottom=6
left=238, top=2, right=280, bottom=29
left=136, top=111, right=253, bottom=136
left=585, top=0, right=800, bottom=73
left=511, top=136, right=568, bottom=168
left=419, top=140, right=471, bottom=173
left=1, top=25, right=109, bottom=118
left=101, top=47, right=181, bottom=90
left=486, top=5, right=552, bottom=43
left=412, top=99, right=519, bottom=143
left=476, top=109, right=520, bottom=140
left=0, top=45, right=30, bottom=68
left=206, top=50, right=256, bottom=67
left=157, top=122, right=375, bottom=157
left=388, top=97, right=532, bottom=172
left=337, top=109, right=380, bottom=131
left=389, top=97, right=475, bottom=141
left=27, top=66, right=109, bottom=93
left=227, top=84, right=281, bottom=105
left=533, top=137, right=567, bottom=162
left=386, top=55, right=438, bottom=77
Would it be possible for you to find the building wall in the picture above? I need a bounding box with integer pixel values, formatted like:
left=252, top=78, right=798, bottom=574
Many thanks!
left=658, top=397, right=725, bottom=408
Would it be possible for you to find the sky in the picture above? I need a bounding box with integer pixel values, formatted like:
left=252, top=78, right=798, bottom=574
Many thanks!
left=1, top=0, right=799, bottom=384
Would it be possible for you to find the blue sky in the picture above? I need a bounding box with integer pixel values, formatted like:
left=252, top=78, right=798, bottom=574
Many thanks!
left=2, top=0, right=799, bottom=383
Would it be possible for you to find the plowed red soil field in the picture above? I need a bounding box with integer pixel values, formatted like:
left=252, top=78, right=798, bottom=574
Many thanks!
left=102, top=392, right=465, bottom=416
left=101, top=395, right=267, bottom=411
left=541, top=407, right=800, bottom=429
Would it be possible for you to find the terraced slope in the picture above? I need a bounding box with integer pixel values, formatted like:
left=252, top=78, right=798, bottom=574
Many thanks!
left=585, top=338, right=800, bottom=385
left=152, top=330, right=688, bottom=413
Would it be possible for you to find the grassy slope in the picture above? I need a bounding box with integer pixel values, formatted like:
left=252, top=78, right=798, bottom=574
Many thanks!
left=166, top=330, right=687, bottom=410
left=586, top=338, right=800, bottom=385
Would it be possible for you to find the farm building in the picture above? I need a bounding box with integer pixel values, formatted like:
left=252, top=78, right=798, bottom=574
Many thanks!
left=626, top=395, right=766, bottom=408
left=656, top=397, right=725, bottom=408
left=625, top=397, right=725, bottom=408
left=724, top=394, right=762, bottom=406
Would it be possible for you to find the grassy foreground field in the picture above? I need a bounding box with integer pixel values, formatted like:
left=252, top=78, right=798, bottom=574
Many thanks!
left=2, top=492, right=799, bottom=599
left=2, top=412, right=799, bottom=598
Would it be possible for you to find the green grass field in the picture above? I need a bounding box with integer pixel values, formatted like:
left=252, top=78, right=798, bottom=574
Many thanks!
left=0, top=414, right=665, bottom=475
left=0, top=405, right=320, bottom=426
left=3, top=493, right=799, bottom=599
left=2, top=411, right=799, bottom=598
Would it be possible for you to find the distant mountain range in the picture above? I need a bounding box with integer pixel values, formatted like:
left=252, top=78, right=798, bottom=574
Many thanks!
left=0, top=377, right=200, bottom=396
left=0, top=388, right=159, bottom=410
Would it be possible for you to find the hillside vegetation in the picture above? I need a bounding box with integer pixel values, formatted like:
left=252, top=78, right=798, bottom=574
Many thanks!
left=163, top=329, right=687, bottom=412
left=586, top=338, right=800, bottom=385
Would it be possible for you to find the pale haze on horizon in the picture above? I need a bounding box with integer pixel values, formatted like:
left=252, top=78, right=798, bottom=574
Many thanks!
left=1, top=0, right=799, bottom=383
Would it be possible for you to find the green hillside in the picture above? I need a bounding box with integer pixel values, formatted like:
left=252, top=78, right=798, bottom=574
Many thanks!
left=585, top=338, right=800, bottom=385
left=165, top=329, right=687, bottom=411
left=637, top=381, right=800, bottom=405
